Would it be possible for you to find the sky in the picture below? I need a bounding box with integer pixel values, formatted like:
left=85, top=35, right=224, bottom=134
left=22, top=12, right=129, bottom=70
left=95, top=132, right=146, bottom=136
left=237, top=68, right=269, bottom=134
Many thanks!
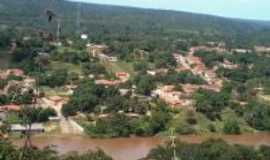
left=70, top=0, right=270, bottom=21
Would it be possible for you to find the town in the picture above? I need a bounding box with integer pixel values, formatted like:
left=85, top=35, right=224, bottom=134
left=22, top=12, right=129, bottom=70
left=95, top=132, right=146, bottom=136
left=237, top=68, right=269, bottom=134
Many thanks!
left=1, top=0, right=270, bottom=160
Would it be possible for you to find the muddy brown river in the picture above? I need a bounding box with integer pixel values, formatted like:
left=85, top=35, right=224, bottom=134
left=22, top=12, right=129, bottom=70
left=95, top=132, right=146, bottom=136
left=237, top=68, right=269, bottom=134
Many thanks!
left=13, top=133, right=270, bottom=160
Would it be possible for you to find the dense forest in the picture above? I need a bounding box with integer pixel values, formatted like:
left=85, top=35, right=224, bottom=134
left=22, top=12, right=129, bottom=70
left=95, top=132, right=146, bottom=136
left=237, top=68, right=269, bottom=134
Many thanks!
left=1, top=0, right=270, bottom=50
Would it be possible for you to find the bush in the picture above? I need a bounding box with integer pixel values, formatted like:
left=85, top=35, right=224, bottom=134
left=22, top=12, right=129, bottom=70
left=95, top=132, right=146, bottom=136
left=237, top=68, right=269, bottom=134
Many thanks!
left=244, top=101, right=270, bottom=131
left=223, top=119, right=241, bottom=134
left=6, top=75, right=23, bottom=81
left=39, top=69, right=68, bottom=87
left=62, top=103, right=78, bottom=117
left=85, top=114, right=132, bottom=137
left=0, top=79, right=8, bottom=90
left=175, top=122, right=195, bottom=134
left=37, top=108, right=57, bottom=122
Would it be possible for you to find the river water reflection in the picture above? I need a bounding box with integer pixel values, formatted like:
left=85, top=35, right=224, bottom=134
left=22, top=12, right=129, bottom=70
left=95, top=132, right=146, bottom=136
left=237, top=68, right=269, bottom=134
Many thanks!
left=13, top=133, right=270, bottom=160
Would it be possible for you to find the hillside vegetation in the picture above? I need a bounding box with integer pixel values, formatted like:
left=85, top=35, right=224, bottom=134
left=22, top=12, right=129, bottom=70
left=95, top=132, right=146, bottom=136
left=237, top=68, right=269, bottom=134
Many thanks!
left=1, top=0, right=270, bottom=49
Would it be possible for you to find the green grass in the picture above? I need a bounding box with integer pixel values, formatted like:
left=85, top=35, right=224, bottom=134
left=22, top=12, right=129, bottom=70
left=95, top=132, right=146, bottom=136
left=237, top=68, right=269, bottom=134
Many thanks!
left=56, top=46, right=85, bottom=54
left=5, top=113, right=21, bottom=124
left=0, top=49, right=11, bottom=69
left=168, top=109, right=211, bottom=134
left=257, top=93, right=270, bottom=104
left=102, top=61, right=135, bottom=76
left=49, top=61, right=82, bottom=74
left=40, top=86, right=71, bottom=97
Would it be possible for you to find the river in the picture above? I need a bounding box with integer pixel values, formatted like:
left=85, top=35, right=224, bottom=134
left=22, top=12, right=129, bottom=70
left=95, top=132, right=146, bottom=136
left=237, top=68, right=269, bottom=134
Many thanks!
left=13, top=133, right=270, bottom=160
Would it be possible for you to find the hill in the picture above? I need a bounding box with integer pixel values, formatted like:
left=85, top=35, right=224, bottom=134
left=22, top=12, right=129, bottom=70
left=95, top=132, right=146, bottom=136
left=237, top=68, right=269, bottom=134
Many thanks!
left=1, top=0, right=270, bottom=48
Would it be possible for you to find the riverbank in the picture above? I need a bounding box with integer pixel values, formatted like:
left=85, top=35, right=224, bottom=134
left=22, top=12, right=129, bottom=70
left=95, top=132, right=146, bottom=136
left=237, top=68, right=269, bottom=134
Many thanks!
left=12, top=133, right=270, bottom=160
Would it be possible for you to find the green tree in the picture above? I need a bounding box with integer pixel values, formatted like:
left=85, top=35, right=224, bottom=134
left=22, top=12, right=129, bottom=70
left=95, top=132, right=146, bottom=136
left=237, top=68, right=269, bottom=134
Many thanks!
left=223, top=119, right=241, bottom=134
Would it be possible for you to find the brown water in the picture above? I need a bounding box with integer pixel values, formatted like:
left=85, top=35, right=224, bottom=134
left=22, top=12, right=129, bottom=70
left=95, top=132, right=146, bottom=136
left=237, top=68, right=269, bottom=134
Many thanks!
left=13, top=133, right=270, bottom=160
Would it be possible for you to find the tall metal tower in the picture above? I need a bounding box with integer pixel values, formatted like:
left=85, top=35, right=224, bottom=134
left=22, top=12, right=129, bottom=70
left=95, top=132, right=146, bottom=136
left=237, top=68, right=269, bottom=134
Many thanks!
left=76, top=2, right=81, bottom=35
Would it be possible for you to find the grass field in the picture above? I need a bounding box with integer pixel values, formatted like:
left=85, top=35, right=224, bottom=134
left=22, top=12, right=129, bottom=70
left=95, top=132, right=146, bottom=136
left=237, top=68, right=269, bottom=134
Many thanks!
left=0, top=49, right=11, bottom=69
left=49, top=61, right=82, bottom=74
left=40, top=86, right=71, bottom=97
left=102, top=61, right=135, bottom=76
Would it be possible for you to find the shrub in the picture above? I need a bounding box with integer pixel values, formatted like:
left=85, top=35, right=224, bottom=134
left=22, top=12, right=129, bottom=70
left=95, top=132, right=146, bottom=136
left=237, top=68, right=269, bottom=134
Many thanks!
left=223, top=119, right=241, bottom=134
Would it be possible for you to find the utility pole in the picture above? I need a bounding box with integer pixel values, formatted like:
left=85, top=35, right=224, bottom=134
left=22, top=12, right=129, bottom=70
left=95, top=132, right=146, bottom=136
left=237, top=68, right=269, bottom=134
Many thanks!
left=76, top=2, right=81, bottom=35
left=170, top=128, right=180, bottom=160
left=56, top=18, right=61, bottom=41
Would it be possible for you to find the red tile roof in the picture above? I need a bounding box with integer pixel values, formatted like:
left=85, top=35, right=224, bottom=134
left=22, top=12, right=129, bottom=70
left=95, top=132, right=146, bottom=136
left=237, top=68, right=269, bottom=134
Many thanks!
left=0, top=105, right=21, bottom=112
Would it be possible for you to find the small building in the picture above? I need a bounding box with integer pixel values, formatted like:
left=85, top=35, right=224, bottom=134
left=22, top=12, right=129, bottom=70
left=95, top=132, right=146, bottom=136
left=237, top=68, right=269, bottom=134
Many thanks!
left=0, top=105, right=21, bottom=112
left=7, top=69, right=24, bottom=77
left=10, top=124, right=45, bottom=133
left=49, top=116, right=61, bottom=122
left=115, top=72, right=130, bottom=82
left=98, top=53, right=118, bottom=62
left=49, top=96, right=65, bottom=105
left=87, top=44, right=109, bottom=57
left=254, top=46, right=270, bottom=53
left=147, top=69, right=168, bottom=76
left=153, top=86, right=183, bottom=107
left=232, top=49, right=251, bottom=54
left=220, top=60, right=238, bottom=69
left=95, top=79, right=122, bottom=86
left=80, top=34, right=88, bottom=40
left=147, top=70, right=157, bottom=76
left=119, top=89, right=130, bottom=96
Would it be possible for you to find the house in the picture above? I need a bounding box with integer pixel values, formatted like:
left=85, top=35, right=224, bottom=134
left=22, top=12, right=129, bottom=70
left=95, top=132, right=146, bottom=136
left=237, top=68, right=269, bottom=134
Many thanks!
left=98, top=53, right=118, bottom=62
left=7, top=69, right=24, bottom=77
left=147, top=70, right=157, bottom=76
left=10, top=123, right=45, bottom=133
left=147, top=69, right=168, bottom=76
left=115, top=72, right=130, bottom=82
left=49, top=116, right=61, bottom=122
left=23, top=78, right=36, bottom=88
left=49, top=96, right=65, bottom=105
left=153, top=86, right=183, bottom=107
left=95, top=72, right=129, bottom=86
left=220, top=60, right=238, bottom=69
left=0, top=105, right=21, bottom=112
left=232, top=49, right=251, bottom=53
left=95, top=80, right=122, bottom=86
left=182, top=84, right=199, bottom=95
left=87, top=44, right=109, bottom=57
left=23, top=36, right=31, bottom=41
left=0, top=69, right=24, bottom=79
left=119, top=89, right=130, bottom=96
left=80, top=34, right=88, bottom=40
left=254, top=46, right=270, bottom=53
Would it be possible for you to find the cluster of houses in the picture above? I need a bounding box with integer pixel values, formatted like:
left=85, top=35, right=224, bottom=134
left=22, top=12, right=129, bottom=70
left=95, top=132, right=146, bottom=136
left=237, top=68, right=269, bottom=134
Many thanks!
left=0, top=68, right=41, bottom=133
left=174, top=47, right=223, bottom=91
left=87, top=43, right=118, bottom=62
left=0, top=69, right=36, bottom=95
left=151, top=43, right=245, bottom=107
left=152, top=85, right=192, bottom=107
left=0, top=69, right=24, bottom=79
left=95, top=72, right=130, bottom=86
left=152, top=46, right=230, bottom=108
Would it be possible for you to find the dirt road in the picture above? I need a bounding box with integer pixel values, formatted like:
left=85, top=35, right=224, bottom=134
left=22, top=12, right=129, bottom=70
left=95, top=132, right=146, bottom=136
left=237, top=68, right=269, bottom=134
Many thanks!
left=41, top=97, right=84, bottom=134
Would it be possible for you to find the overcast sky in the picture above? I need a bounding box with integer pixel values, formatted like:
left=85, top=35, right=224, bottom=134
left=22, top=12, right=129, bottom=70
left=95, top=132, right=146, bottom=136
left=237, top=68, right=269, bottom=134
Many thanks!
left=69, top=0, right=270, bottom=20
